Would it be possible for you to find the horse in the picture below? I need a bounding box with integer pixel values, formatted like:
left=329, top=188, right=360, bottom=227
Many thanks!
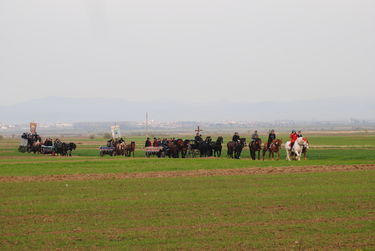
left=249, top=139, right=262, bottom=160
left=198, top=136, right=213, bottom=157
left=66, top=143, right=77, bottom=156
left=115, top=141, right=126, bottom=156
left=301, top=138, right=309, bottom=160
left=54, top=139, right=67, bottom=156
left=227, top=138, right=246, bottom=159
left=262, top=139, right=282, bottom=160
left=180, top=139, right=191, bottom=158
left=174, top=139, right=185, bottom=158
left=212, top=136, right=224, bottom=157
left=125, top=141, right=136, bottom=157
left=188, top=140, right=200, bottom=158
left=30, top=142, right=42, bottom=154
left=285, top=137, right=309, bottom=161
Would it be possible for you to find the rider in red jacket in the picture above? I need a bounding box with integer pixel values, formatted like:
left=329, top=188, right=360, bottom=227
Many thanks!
left=289, top=130, right=298, bottom=147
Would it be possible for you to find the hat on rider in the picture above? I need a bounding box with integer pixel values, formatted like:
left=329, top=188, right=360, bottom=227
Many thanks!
left=292, top=130, right=296, bottom=133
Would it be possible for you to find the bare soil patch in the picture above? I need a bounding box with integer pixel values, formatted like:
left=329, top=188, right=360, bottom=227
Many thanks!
left=1, top=164, right=374, bottom=183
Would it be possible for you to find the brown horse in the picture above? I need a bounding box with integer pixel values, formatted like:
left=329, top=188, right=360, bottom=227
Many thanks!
left=180, top=139, right=190, bottom=158
left=166, top=140, right=179, bottom=158
left=301, top=138, right=309, bottom=160
left=262, top=139, right=282, bottom=160
left=116, top=142, right=126, bottom=156
left=125, top=141, right=136, bottom=157
left=249, top=139, right=262, bottom=160
left=227, top=138, right=246, bottom=159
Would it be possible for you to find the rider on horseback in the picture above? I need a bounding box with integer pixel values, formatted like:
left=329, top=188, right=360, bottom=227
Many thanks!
left=297, top=130, right=303, bottom=137
left=195, top=133, right=203, bottom=143
left=251, top=130, right=260, bottom=143
left=289, top=130, right=298, bottom=148
left=232, top=132, right=240, bottom=142
left=267, top=129, right=276, bottom=149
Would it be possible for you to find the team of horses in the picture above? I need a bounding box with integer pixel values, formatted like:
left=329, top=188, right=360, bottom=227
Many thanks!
left=141, top=135, right=307, bottom=160
left=154, top=136, right=308, bottom=160
left=146, top=136, right=224, bottom=158
left=103, top=138, right=136, bottom=157
left=20, top=133, right=77, bottom=156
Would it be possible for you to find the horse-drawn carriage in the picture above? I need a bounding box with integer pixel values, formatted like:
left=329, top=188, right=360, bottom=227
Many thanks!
left=99, top=137, right=135, bottom=157
left=18, top=137, right=29, bottom=153
left=99, top=146, right=116, bottom=156
left=144, top=146, right=163, bottom=157
left=41, top=145, right=55, bottom=154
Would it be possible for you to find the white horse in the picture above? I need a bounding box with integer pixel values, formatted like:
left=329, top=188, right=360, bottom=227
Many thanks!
left=285, top=137, right=309, bottom=161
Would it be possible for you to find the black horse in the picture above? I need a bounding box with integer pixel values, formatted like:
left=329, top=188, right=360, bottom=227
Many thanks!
left=66, top=143, right=77, bottom=156
left=249, top=139, right=262, bottom=160
left=54, top=139, right=77, bottom=156
left=212, top=136, right=224, bottom=157
left=198, top=137, right=213, bottom=157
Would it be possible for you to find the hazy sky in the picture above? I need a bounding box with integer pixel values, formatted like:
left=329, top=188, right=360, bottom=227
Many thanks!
left=0, top=0, right=374, bottom=106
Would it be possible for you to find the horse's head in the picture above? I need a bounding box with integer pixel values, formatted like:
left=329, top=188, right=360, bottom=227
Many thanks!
left=240, top=138, right=247, bottom=146
left=70, top=143, right=77, bottom=150
left=217, top=136, right=223, bottom=143
left=302, top=137, right=309, bottom=149
left=176, top=139, right=184, bottom=146
left=274, top=139, right=282, bottom=146
left=296, top=137, right=308, bottom=147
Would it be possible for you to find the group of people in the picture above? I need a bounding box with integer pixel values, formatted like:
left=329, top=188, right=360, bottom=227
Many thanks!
left=231, top=129, right=303, bottom=148
left=144, top=137, right=175, bottom=148
left=143, top=129, right=304, bottom=150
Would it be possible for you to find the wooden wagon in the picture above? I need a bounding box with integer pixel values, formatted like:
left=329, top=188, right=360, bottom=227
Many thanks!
left=144, top=146, right=163, bottom=157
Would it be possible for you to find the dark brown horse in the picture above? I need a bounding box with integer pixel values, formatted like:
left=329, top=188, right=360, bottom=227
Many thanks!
left=180, top=139, right=190, bottom=158
left=125, top=141, right=136, bottom=157
left=249, top=139, right=262, bottom=160
left=166, top=140, right=178, bottom=158
left=227, top=138, right=246, bottom=159
left=301, top=138, right=309, bottom=160
left=262, top=139, right=282, bottom=160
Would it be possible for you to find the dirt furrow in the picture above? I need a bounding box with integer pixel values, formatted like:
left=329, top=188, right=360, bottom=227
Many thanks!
left=0, top=164, right=374, bottom=183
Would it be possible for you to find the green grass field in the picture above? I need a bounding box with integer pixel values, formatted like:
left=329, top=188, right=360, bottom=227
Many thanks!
left=0, top=133, right=374, bottom=250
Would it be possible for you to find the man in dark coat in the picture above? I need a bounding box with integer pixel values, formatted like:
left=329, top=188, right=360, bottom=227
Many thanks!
left=145, top=137, right=152, bottom=147
left=267, top=129, right=276, bottom=148
left=232, top=132, right=240, bottom=142
left=195, top=133, right=203, bottom=143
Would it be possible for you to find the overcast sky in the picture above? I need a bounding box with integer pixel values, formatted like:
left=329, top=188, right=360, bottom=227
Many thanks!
left=0, top=0, right=374, bottom=106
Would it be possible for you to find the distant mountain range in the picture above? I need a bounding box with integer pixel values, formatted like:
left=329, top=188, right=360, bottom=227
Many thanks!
left=0, top=96, right=374, bottom=123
